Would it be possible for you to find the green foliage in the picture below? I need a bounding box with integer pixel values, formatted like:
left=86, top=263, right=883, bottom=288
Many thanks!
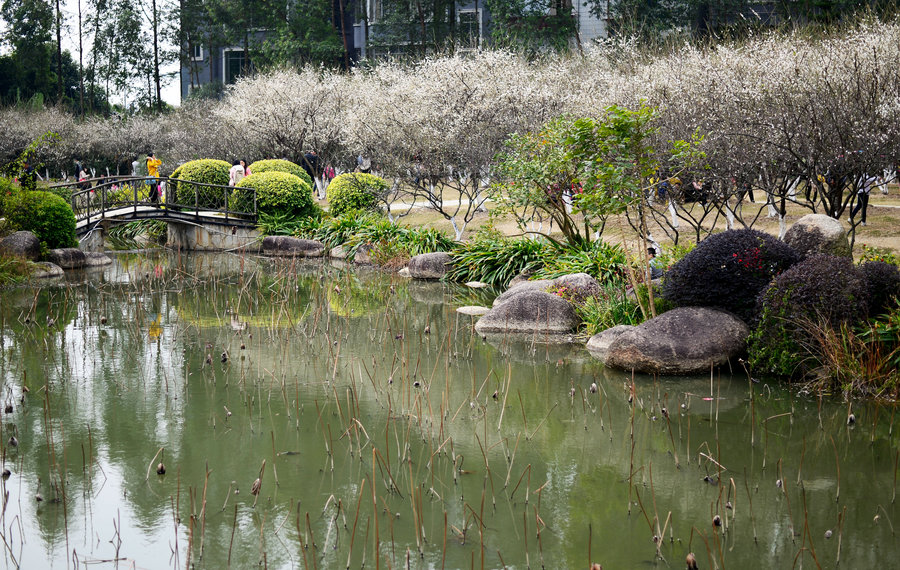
left=0, top=131, right=60, bottom=179
left=749, top=254, right=869, bottom=377
left=233, top=171, right=316, bottom=219
left=492, top=105, right=702, bottom=248
left=248, top=159, right=314, bottom=189
left=257, top=210, right=323, bottom=236
left=169, top=159, right=231, bottom=208
left=326, top=173, right=388, bottom=216
left=293, top=212, right=453, bottom=264
left=663, top=229, right=800, bottom=322
left=533, top=240, right=628, bottom=283
left=859, top=244, right=899, bottom=266
left=486, top=0, right=576, bottom=54
left=2, top=190, right=77, bottom=249
left=574, top=284, right=642, bottom=336
left=107, top=220, right=167, bottom=250
left=446, top=233, right=552, bottom=287
left=0, top=254, right=36, bottom=286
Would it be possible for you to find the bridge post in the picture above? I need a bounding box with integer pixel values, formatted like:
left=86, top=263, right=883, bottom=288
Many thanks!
left=166, top=221, right=260, bottom=252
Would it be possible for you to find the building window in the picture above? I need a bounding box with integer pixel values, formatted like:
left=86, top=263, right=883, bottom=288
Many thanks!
left=191, top=44, right=204, bottom=61
left=224, top=49, right=247, bottom=84
left=458, top=10, right=481, bottom=48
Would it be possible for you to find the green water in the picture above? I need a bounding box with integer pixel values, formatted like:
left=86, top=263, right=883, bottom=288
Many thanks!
left=0, top=252, right=897, bottom=569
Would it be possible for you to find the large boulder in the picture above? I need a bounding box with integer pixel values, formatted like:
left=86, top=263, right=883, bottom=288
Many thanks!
left=408, top=252, right=452, bottom=279
left=0, top=231, right=41, bottom=261
left=784, top=214, right=851, bottom=259
left=493, top=273, right=601, bottom=307
left=476, top=290, right=578, bottom=335
left=604, top=307, right=750, bottom=375
left=586, top=325, right=636, bottom=363
left=262, top=236, right=325, bottom=257
left=553, top=273, right=602, bottom=304
left=47, top=248, right=87, bottom=269
left=492, top=279, right=555, bottom=306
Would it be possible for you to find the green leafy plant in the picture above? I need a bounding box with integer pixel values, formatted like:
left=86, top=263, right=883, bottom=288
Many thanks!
left=2, top=190, right=77, bottom=249
left=326, top=173, right=388, bottom=216
left=248, top=159, right=314, bottom=189
left=859, top=244, right=899, bottom=266
left=169, top=159, right=231, bottom=208
left=107, top=220, right=167, bottom=250
left=446, top=233, right=552, bottom=287
left=233, top=171, right=317, bottom=219
left=533, top=240, right=628, bottom=283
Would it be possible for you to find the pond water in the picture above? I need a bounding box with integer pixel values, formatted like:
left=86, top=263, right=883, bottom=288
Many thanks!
left=0, top=252, right=897, bottom=569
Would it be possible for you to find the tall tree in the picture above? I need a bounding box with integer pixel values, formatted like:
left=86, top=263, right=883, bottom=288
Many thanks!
left=0, top=0, right=55, bottom=103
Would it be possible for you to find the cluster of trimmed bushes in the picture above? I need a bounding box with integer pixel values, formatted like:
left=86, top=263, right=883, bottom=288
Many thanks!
left=660, top=229, right=900, bottom=396
left=168, top=159, right=386, bottom=222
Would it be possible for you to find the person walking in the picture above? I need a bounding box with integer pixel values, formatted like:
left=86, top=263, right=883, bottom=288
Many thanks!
left=849, top=173, right=877, bottom=226
left=146, top=152, right=162, bottom=204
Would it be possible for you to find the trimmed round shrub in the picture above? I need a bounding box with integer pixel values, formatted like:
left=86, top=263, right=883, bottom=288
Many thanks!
left=861, top=261, right=900, bottom=317
left=326, top=173, right=388, bottom=216
left=248, top=159, right=314, bottom=189
left=2, top=190, right=77, bottom=249
left=662, top=229, right=800, bottom=322
left=232, top=171, right=316, bottom=218
left=749, top=254, right=869, bottom=377
left=169, top=159, right=231, bottom=208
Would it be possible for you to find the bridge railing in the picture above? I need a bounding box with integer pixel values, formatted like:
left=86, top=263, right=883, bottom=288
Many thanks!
left=53, top=176, right=256, bottom=226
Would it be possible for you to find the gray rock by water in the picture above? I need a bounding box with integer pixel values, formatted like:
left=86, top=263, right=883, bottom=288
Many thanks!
left=0, top=231, right=41, bottom=261
left=492, top=279, right=555, bottom=306
left=47, top=248, right=87, bottom=269
left=408, top=252, right=453, bottom=279
left=604, top=307, right=750, bottom=375
left=476, top=290, right=578, bottom=335
left=493, top=273, right=601, bottom=307
left=84, top=252, right=113, bottom=267
left=262, top=236, right=325, bottom=257
left=784, top=214, right=851, bottom=259
left=32, top=262, right=64, bottom=279
left=457, top=306, right=491, bottom=316
left=586, top=325, right=636, bottom=363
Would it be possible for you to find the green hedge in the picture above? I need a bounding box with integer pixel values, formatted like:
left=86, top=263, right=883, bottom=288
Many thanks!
left=248, top=159, right=314, bottom=189
left=2, top=189, right=77, bottom=249
left=170, top=159, right=231, bottom=208
left=232, top=171, right=317, bottom=219
left=326, top=173, right=388, bottom=216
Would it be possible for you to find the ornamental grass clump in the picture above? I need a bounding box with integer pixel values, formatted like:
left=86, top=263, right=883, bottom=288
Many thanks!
left=533, top=240, right=628, bottom=284
left=749, top=254, right=869, bottom=378
left=662, top=229, right=800, bottom=322
left=446, top=233, right=552, bottom=287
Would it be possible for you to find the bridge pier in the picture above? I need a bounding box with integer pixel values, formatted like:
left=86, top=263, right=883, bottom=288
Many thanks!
left=167, top=221, right=261, bottom=252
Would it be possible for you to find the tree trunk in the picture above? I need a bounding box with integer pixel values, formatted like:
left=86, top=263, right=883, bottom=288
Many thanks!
left=78, top=0, right=85, bottom=118
left=152, top=0, right=162, bottom=110
left=56, top=0, right=63, bottom=102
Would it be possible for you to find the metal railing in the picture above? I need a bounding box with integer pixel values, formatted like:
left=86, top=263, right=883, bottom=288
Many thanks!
left=53, top=176, right=257, bottom=231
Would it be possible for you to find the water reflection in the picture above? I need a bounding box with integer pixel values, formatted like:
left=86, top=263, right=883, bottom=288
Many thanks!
left=0, top=251, right=896, bottom=569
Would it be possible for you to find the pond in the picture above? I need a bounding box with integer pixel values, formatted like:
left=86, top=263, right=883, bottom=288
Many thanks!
left=0, top=252, right=897, bottom=569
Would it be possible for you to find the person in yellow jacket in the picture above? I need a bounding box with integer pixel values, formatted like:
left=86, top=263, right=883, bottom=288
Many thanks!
left=146, top=152, right=162, bottom=204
